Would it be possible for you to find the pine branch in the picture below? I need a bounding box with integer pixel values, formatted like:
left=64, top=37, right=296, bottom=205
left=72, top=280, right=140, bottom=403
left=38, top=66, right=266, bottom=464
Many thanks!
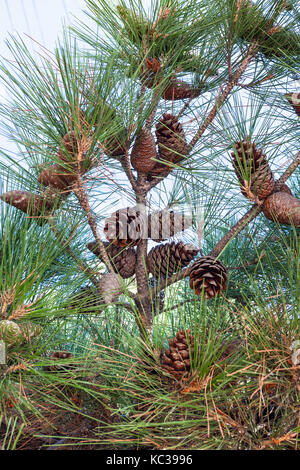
left=73, top=176, right=115, bottom=274
left=188, top=41, right=259, bottom=152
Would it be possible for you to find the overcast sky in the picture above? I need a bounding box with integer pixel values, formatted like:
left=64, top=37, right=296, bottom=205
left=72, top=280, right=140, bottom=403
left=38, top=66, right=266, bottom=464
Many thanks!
left=0, top=0, right=86, bottom=154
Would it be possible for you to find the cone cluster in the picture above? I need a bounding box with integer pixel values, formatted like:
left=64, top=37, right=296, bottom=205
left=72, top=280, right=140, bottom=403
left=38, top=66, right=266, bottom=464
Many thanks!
left=87, top=241, right=137, bottom=278
left=232, top=139, right=275, bottom=201
left=104, top=207, right=146, bottom=247
left=148, top=210, right=193, bottom=242
left=161, top=329, right=194, bottom=380
left=147, top=242, right=199, bottom=279
left=189, top=256, right=227, bottom=299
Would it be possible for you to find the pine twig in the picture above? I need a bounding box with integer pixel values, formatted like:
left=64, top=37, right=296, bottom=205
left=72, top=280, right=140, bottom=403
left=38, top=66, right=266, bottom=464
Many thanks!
left=188, top=41, right=259, bottom=152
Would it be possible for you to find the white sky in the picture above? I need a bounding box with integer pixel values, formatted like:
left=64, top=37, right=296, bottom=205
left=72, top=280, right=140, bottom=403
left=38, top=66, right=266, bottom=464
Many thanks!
left=0, top=0, right=86, bottom=153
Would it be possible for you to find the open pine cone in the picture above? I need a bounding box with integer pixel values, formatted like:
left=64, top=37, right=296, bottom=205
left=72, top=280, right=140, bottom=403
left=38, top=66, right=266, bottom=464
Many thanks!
left=104, top=207, right=146, bottom=247
left=161, top=329, right=195, bottom=380
left=232, top=139, right=275, bottom=200
left=189, top=256, right=227, bottom=298
left=87, top=241, right=137, bottom=278
left=147, top=242, right=199, bottom=279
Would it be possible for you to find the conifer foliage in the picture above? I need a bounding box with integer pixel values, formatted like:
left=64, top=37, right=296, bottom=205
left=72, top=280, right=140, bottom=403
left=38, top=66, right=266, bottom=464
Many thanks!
left=0, top=0, right=299, bottom=450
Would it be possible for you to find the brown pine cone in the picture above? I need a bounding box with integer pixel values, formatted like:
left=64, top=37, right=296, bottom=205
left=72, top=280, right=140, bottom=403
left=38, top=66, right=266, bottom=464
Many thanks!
left=38, top=163, right=76, bottom=191
left=99, top=273, right=123, bottom=304
left=147, top=242, right=199, bottom=279
left=232, top=139, right=275, bottom=200
left=286, top=93, right=300, bottom=117
left=45, top=351, right=74, bottom=372
left=189, top=256, right=227, bottom=299
left=161, top=329, right=195, bottom=380
left=155, top=113, right=188, bottom=164
left=148, top=210, right=193, bottom=242
left=104, top=207, right=146, bottom=247
left=1, top=190, right=55, bottom=222
left=131, top=128, right=157, bottom=173
left=87, top=241, right=137, bottom=278
left=262, top=191, right=300, bottom=227
left=147, top=114, right=187, bottom=180
left=162, top=78, right=202, bottom=101
left=58, top=131, right=78, bottom=162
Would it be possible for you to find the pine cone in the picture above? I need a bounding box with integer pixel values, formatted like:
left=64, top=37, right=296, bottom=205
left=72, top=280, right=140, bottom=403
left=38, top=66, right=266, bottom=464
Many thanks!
left=147, top=114, right=188, bottom=180
left=161, top=329, right=195, bottom=380
left=1, top=190, right=54, bottom=222
left=147, top=242, right=199, bottom=279
left=131, top=128, right=157, bottom=172
left=87, top=241, right=137, bottom=278
left=38, top=163, right=76, bottom=190
left=45, top=351, right=74, bottom=372
left=148, top=210, right=193, bottom=242
left=58, top=131, right=78, bottom=162
left=0, top=320, right=22, bottom=346
left=286, top=93, right=300, bottom=117
left=262, top=191, right=300, bottom=227
left=162, top=78, right=202, bottom=101
left=104, top=207, right=146, bottom=247
left=99, top=273, right=123, bottom=304
left=189, top=256, right=227, bottom=298
left=232, top=139, right=275, bottom=200
left=156, top=113, right=188, bottom=165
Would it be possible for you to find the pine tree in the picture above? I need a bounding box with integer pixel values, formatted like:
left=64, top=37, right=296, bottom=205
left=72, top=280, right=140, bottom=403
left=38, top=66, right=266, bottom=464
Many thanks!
left=0, top=0, right=299, bottom=450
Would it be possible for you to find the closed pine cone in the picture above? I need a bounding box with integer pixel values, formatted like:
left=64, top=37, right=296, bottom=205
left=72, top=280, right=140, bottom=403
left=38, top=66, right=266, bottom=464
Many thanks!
left=1, top=190, right=55, bottom=222
left=87, top=240, right=137, bottom=278
left=189, top=256, right=227, bottom=298
left=58, top=131, right=78, bottom=162
left=99, top=273, right=123, bottom=304
left=131, top=128, right=157, bottom=172
left=262, top=191, right=300, bottom=227
left=104, top=207, right=146, bottom=247
left=147, top=114, right=187, bottom=180
left=286, top=93, right=300, bottom=117
left=148, top=210, right=193, bottom=242
left=232, top=139, right=275, bottom=200
left=161, top=329, right=195, bottom=380
left=147, top=242, right=199, bottom=279
left=162, top=77, right=202, bottom=101
left=38, top=163, right=76, bottom=191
